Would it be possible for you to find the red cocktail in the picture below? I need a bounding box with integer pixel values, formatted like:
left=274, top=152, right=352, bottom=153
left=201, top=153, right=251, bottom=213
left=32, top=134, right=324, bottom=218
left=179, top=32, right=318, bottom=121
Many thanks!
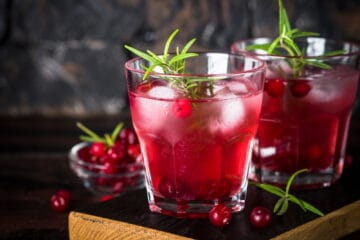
left=232, top=38, right=360, bottom=188
left=125, top=53, right=265, bottom=217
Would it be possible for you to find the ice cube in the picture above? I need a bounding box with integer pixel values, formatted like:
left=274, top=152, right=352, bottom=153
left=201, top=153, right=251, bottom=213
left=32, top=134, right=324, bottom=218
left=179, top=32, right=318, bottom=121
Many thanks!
left=219, top=98, right=245, bottom=135
left=147, top=86, right=178, bottom=99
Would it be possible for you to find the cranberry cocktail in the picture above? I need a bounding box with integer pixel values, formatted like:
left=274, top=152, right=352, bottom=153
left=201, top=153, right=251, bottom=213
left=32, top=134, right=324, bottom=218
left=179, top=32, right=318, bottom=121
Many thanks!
left=125, top=52, right=265, bottom=217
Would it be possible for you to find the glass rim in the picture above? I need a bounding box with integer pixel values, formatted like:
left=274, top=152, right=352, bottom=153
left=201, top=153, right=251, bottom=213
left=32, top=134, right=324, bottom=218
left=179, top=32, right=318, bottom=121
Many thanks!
left=124, top=51, right=266, bottom=78
left=231, top=37, right=360, bottom=59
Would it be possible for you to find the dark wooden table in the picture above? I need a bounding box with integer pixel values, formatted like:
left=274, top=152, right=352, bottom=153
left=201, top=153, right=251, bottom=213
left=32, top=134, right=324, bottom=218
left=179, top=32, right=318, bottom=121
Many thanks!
left=1, top=112, right=359, bottom=239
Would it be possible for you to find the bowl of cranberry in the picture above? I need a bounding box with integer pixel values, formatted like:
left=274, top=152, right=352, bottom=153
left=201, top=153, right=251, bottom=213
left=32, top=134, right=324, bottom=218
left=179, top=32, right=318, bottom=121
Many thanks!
left=69, top=122, right=145, bottom=196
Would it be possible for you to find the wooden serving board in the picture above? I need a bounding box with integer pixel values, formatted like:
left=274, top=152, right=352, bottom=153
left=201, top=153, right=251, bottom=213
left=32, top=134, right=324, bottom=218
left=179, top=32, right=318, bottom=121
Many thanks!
left=68, top=187, right=360, bottom=240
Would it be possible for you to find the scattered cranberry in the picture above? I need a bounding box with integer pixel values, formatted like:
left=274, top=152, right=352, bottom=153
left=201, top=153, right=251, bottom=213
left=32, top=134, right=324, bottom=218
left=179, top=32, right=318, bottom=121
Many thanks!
left=99, top=194, right=114, bottom=202
left=103, top=162, right=117, bottom=175
left=290, top=81, right=311, bottom=98
left=209, top=204, right=232, bottom=227
left=265, top=79, right=285, bottom=98
left=250, top=206, right=272, bottom=228
left=56, top=189, right=71, bottom=203
left=50, top=193, right=69, bottom=213
left=172, top=98, right=192, bottom=118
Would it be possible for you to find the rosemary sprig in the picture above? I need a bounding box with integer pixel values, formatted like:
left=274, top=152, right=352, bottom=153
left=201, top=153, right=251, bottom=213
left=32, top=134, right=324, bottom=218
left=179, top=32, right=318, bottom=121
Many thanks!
left=76, top=122, right=124, bottom=147
left=251, top=169, right=324, bottom=217
left=246, top=0, right=345, bottom=77
left=125, top=29, right=204, bottom=98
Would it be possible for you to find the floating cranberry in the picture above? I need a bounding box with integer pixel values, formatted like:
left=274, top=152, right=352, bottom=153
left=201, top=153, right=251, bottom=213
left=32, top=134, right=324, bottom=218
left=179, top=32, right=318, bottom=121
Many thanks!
left=265, top=79, right=285, bottom=98
left=172, top=98, right=192, bottom=118
left=290, top=81, right=311, bottom=98
left=90, top=142, right=107, bottom=157
left=250, top=206, right=272, bottom=228
left=50, top=194, right=69, bottom=213
left=209, top=204, right=232, bottom=227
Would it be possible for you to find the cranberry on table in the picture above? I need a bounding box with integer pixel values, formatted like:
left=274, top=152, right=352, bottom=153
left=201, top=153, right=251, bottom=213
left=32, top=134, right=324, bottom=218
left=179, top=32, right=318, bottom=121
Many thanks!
left=209, top=204, right=232, bottom=227
left=56, top=189, right=71, bottom=203
left=250, top=206, right=272, bottom=228
left=50, top=192, right=70, bottom=213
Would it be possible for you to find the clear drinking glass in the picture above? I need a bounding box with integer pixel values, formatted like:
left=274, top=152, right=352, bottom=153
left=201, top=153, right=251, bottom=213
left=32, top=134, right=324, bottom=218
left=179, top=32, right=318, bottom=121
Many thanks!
left=231, top=37, right=360, bottom=189
left=125, top=52, right=266, bottom=217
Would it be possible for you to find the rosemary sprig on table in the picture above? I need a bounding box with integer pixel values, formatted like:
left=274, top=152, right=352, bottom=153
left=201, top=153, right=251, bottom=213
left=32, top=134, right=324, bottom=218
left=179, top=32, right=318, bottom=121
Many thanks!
left=125, top=29, right=210, bottom=98
left=251, top=169, right=324, bottom=217
left=246, top=0, right=344, bottom=77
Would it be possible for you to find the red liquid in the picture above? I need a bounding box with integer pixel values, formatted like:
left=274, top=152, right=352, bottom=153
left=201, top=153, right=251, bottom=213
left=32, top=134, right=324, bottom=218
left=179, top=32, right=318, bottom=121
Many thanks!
left=129, top=80, right=263, bottom=206
left=253, top=65, right=359, bottom=184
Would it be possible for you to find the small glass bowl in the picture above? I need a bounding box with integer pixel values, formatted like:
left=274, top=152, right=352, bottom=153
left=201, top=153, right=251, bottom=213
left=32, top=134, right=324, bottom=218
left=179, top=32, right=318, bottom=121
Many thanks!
left=69, top=142, right=145, bottom=196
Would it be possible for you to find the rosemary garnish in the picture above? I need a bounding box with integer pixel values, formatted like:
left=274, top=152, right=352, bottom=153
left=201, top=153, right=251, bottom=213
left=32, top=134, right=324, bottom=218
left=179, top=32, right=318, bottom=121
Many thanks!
left=77, top=122, right=124, bottom=147
left=246, top=0, right=345, bottom=77
left=125, top=29, right=207, bottom=98
left=251, top=169, right=324, bottom=217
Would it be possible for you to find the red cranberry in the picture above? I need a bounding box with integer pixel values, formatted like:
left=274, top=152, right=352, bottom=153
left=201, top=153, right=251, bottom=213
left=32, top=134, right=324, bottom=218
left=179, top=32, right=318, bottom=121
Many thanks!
left=172, top=98, right=192, bottom=118
left=103, top=162, right=117, bottom=175
left=290, top=81, right=311, bottom=97
left=112, top=181, right=125, bottom=194
left=78, top=146, right=91, bottom=161
left=127, top=144, right=141, bottom=160
left=119, top=128, right=138, bottom=145
left=265, top=79, right=285, bottom=98
left=107, top=146, right=125, bottom=164
left=99, top=194, right=114, bottom=202
left=90, top=142, right=107, bottom=157
left=209, top=204, right=232, bottom=227
left=56, top=189, right=71, bottom=203
left=50, top=194, right=69, bottom=213
left=250, top=206, right=272, bottom=228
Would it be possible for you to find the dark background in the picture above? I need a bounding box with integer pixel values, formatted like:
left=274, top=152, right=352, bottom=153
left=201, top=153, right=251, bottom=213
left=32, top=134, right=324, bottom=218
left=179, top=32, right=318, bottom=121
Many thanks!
left=0, top=0, right=360, bottom=116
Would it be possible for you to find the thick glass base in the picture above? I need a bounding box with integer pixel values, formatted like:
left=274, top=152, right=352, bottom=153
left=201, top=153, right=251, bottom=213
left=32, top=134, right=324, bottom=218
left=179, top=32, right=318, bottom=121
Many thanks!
left=146, top=188, right=247, bottom=218
left=249, top=162, right=343, bottom=190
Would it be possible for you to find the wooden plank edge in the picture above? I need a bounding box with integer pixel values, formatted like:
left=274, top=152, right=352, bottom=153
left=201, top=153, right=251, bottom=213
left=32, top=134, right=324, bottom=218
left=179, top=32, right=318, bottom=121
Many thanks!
left=68, top=211, right=193, bottom=240
left=271, top=200, right=360, bottom=240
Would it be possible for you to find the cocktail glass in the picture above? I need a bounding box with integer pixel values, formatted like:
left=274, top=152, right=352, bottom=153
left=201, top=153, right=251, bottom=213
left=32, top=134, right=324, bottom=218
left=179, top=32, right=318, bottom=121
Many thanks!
left=125, top=52, right=266, bottom=217
left=231, top=37, right=360, bottom=189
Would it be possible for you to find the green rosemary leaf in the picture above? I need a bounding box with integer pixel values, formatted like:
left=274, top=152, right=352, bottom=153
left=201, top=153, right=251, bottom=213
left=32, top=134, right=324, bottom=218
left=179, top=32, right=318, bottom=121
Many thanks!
left=296, top=198, right=324, bottom=217
left=288, top=194, right=307, bottom=212
left=79, top=135, right=100, bottom=143
left=274, top=197, right=285, bottom=213
left=169, top=53, right=198, bottom=67
left=124, top=45, right=159, bottom=64
left=246, top=43, right=273, bottom=52
left=77, top=122, right=102, bottom=141
left=181, top=38, right=197, bottom=54
left=104, top=133, right=113, bottom=147
left=251, top=182, right=286, bottom=198
left=324, top=50, right=347, bottom=56
left=283, top=36, right=302, bottom=56
left=111, top=122, right=124, bottom=143
left=163, top=29, right=179, bottom=62
left=144, top=64, right=160, bottom=80
left=304, top=59, right=332, bottom=70
left=268, top=36, right=281, bottom=54
left=285, top=169, right=308, bottom=194
left=146, top=50, right=165, bottom=63
left=292, top=31, right=320, bottom=39
left=279, top=0, right=291, bottom=33
left=276, top=197, right=289, bottom=216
